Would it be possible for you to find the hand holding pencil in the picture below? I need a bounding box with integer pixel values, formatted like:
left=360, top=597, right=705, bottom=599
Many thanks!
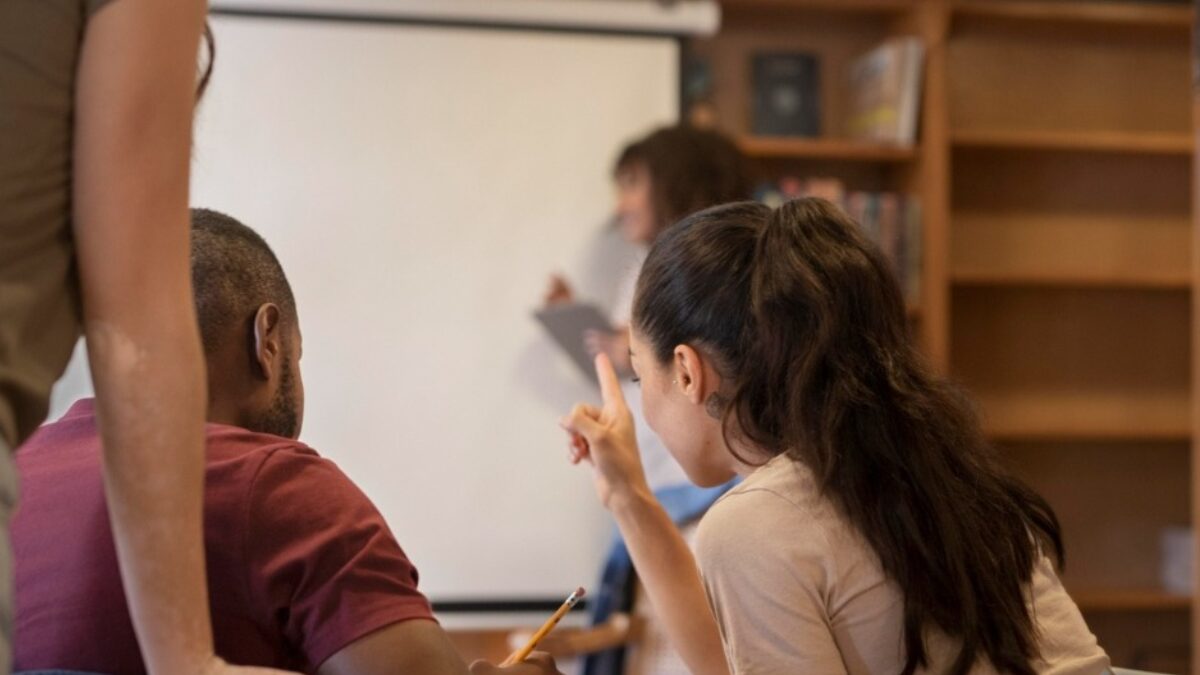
left=468, top=653, right=561, bottom=675
left=503, top=587, right=586, bottom=666
left=467, top=588, right=584, bottom=675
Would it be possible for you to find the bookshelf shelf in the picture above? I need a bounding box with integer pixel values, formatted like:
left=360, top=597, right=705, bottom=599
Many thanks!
left=988, top=426, right=1192, bottom=445
left=950, top=210, right=1192, bottom=295
left=722, top=0, right=913, bottom=16
left=953, top=0, right=1193, bottom=30
left=738, top=136, right=917, bottom=162
left=951, top=271, right=1192, bottom=291
left=951, top=129, right=1193, bottom=156
left=1072, top=589, right=1192, bottom=612
left=977, top=392, right=1191, bottom=443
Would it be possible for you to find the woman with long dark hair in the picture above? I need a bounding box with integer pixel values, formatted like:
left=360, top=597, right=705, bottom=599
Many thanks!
left=561, top=198, right=1109, bottom=674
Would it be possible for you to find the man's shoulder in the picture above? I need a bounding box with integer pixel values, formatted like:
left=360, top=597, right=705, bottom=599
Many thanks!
left=205, top=424, right=321, bottom=462
left=205, top=427, right=369, bottom=513
left=203, top=425, right=343, bottom=504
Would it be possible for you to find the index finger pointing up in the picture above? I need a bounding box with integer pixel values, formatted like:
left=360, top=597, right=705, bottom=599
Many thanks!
left=594, top=353, right=627, bottom=412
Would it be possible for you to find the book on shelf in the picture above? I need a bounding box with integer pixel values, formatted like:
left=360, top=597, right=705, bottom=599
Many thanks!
left=751, top=52, right=820, bottom=137
left=903, top=198, right=921, bottom=306
left=846, top=36, right=924, bottom=146
left=755, top=178, right=921, bottom=305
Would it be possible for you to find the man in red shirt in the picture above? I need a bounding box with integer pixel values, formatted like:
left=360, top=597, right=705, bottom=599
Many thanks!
left=11, top=209, right=559, bottom=675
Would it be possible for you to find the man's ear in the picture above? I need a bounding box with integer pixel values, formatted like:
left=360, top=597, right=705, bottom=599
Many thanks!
left=252, top=303, right=283, bottom=381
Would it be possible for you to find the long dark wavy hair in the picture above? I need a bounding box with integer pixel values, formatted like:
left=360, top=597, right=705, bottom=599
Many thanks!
left=632, top=198, right=1063, bottom=675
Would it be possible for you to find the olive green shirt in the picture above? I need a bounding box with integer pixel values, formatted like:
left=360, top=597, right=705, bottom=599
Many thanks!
left=0, top=0, right=115, bottom=447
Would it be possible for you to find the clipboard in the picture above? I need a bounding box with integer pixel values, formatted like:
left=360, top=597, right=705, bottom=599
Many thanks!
left=534, top=303, right=616, bottom=383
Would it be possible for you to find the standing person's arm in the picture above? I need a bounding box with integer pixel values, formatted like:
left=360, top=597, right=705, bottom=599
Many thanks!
left=73, top=2, right=290, bottom=673
left=560, top=355, right=730, bottom=675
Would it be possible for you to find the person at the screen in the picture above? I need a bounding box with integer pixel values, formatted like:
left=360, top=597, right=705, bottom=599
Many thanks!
left=544, top=124, right=749, bottom=380
left=11, top=209, right=562, bottom=675
left=560, top=199, right=1110, bottom=674
left=540, top=125, right=750, bottom=674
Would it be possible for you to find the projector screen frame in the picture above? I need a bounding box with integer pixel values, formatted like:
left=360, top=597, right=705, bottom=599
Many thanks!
left=191, top=10, right=687, bottom=618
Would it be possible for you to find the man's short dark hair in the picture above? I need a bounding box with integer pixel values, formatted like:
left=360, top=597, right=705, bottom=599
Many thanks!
left=191, top=208, right=296, bottom=354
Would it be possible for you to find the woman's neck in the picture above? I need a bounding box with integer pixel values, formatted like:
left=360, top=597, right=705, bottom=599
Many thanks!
left=725, top=438, right=779, bottom=477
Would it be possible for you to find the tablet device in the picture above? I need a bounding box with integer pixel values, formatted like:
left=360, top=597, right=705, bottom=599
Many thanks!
left=534, top=303, right=615, bottom=383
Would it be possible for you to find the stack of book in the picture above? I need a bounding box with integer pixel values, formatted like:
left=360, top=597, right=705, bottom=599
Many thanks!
left=755, top=178, right=922, bottom=305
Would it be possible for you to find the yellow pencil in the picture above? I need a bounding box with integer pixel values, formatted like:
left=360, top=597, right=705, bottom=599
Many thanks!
left=501, top=587, right=586, bottom=667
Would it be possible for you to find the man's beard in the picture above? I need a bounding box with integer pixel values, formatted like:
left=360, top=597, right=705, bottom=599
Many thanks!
left=249, top=356, right=299, bottom=439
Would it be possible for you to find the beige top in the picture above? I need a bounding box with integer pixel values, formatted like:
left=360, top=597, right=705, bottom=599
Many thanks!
left=0, top=0, right=115, bottom=447
left=695, top=455, right=1111, bottom=675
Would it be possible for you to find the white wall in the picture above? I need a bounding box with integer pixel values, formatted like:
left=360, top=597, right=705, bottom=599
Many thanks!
left=50, top=15, right=677, bottom=607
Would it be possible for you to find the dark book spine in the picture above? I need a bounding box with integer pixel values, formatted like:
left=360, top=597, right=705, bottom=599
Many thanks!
left=751, top=52, right=820, bottom=137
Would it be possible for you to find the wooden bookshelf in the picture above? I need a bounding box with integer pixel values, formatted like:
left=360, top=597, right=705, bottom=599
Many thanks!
left=978, top=393, right=1191, bottom=443
left=947, top=16, right=1190, bottom=140
left=954, top=286, right=1191, bottom=438
left=1073, top=589, right=1192, bottom=613
left=950, top=211, right=1192, bottom=289
left=1002, top=439, right=1190, bottom=589
left=722, top=0, right=913, bottom=15
left=738, top=136, right=917, bottom=162
left=953, top=0, right=1193, bottom=29
left=696, top=0, right=1195, bottom=669
left=949, top=7, right=1193, bottom=665
left=1191, top=14, right=1200, bottom=669
left=952, top=129, right=1193, bottom=156
left=952, top=271, right=1192, bottom=291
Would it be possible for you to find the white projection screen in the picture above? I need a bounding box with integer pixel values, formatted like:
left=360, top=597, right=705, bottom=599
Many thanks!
left=48, top=11, right=679, bottom=614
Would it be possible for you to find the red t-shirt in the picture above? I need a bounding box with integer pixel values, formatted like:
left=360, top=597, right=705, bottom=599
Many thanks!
left=12, top=399, right=435, bottom=673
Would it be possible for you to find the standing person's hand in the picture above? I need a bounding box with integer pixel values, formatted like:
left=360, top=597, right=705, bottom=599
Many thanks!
left=560, top=354, right=651, bottom=509
left=469, top=652, right=563, bottom=674
left=543, top=274, right=574, bottom=306
left=583, top=328, right=631, bottom=375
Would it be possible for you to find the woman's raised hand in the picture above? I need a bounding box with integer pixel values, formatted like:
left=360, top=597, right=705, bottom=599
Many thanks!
left=560, top=354, right=651, bottom=509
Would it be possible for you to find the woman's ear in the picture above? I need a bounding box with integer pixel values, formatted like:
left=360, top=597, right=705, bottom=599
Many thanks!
left=252, top=303, right=282, bottom=381
left=673, top=344, right=711, bottom=406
